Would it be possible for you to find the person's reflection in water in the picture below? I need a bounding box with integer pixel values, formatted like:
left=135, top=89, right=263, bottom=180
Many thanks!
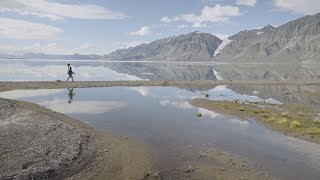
left=67, top=88, right=76, bottom=104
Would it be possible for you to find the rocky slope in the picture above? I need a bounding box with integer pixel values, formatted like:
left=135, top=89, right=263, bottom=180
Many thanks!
left=0, top=98, right=99, bottom=179
left=228, top=24, right=276, bottom=41
left=216, top=13, right=320, bottom=63
left=105, top=32, right=222, bottom=61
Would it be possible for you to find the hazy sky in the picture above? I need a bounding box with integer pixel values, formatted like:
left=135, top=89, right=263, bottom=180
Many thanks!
left=0, top=0, right=319, bottom=55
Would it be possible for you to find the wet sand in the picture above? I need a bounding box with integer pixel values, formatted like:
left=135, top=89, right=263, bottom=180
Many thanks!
left=1, top=80, right=320, bottom=92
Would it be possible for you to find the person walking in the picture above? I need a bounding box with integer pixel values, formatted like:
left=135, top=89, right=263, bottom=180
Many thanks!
left=66, top=64, right=75, bottom=82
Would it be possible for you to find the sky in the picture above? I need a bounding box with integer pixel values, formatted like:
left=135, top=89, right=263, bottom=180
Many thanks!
left=0, top=0, right=319, bottom=55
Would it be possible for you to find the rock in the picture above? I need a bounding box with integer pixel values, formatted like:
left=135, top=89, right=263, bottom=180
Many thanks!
left=281, top=111, right=289, bottom=117
left=152, top=172, right=160, bottom=177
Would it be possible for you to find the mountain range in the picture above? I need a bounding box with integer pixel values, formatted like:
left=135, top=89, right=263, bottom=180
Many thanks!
left=105, top=13, right=320, bottom=63
left=106, top=32, right=222, bottom=61
left=3, top=13, right=320, bottom=63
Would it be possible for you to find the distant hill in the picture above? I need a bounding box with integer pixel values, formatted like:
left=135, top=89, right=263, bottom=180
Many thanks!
left=106, top=13, right=320, bottom=63
left=105, top=32, right=222, bottom=62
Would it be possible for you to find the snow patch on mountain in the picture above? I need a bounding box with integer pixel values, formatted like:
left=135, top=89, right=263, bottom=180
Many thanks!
left=212, top=67, right=223, bottom=80
left=214, top=38, right=232, bottom=56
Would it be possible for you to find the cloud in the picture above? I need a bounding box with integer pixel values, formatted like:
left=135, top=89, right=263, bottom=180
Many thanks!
left=180, top=5, right=240, bottom=23
left=0, top=17, right=62, bottom=40
left=193, top=22, right=207, bottom=28
left=167, top=4, right=241, bottom=27
left=129, top=26, right=151, bottom=36
left=273, top=0, right=320, bottom=14
left=236, top=0, right=257, bottom=6
left=161, top=16, right=173, bottom=23
left=0, top=0, right=128, bottom=21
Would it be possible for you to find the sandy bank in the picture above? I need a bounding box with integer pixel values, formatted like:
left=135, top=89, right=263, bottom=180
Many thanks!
left=1, top=80, right=320, bottom=92
left=0, top=98, right=152, bottom=180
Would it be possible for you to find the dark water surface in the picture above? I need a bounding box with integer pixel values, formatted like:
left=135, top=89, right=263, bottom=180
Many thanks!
left=1, top=85, right=320, bottom=180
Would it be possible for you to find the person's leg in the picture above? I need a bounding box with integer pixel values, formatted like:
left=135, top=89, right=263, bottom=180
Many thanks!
left=71, top=75, right=74, bottom=82
left=66, top=76, right=70, bottom=81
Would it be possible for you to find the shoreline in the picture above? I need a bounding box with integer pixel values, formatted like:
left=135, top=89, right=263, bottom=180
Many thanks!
left=1, top=80, right=320, bottom=92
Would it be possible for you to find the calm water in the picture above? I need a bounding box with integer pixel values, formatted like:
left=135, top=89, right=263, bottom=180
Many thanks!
left=2, top=59, right=320, bottom=81
left=1, top=85, right=320, bottom=180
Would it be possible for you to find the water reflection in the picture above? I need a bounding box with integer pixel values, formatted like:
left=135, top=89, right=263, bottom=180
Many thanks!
left=39, top=98, right=126, bottom=115
left=106, top=62, right=221, bottom=81
left=228, top=85, right=320, bottom=108
left=106, top=62, right=320, bottom=81
left=205, top=85, right=281, bottom=104
left=67, top=88, right=76, bottom=104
